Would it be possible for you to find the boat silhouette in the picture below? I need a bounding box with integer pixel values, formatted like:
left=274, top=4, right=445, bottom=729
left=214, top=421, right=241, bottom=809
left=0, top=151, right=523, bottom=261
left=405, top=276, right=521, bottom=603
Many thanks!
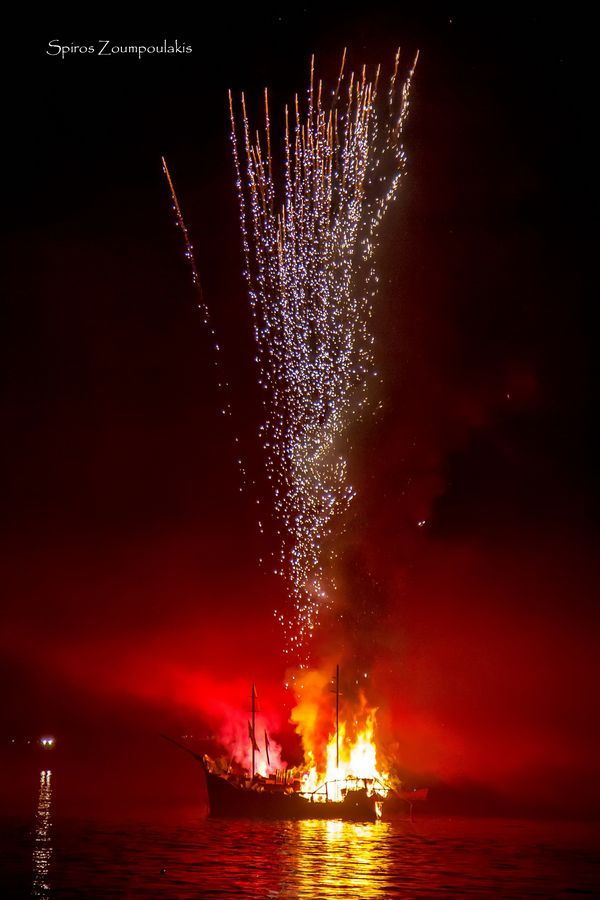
left=162, top=671, right=426, bottom=822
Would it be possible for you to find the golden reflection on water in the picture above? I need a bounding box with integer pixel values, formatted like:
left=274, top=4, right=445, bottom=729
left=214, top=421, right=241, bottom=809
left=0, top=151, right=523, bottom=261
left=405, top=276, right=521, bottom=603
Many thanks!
left=284, top=818, right=391, bottom=899
left=32, top=769, right=53, bottom=899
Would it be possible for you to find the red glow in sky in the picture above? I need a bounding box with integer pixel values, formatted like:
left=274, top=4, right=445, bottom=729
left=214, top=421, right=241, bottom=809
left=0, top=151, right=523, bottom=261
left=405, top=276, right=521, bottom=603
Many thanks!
left=1, top=11, right=595, bottom=819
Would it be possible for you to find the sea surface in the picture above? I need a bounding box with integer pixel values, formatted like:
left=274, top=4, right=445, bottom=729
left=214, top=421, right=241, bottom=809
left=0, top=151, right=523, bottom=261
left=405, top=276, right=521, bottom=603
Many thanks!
left=1, top=766, right=599, bottom=898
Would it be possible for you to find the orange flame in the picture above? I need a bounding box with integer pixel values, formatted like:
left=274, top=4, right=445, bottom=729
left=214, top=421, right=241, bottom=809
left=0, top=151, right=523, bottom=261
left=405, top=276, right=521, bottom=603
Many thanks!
left=290, top=670, right=390, bottom=806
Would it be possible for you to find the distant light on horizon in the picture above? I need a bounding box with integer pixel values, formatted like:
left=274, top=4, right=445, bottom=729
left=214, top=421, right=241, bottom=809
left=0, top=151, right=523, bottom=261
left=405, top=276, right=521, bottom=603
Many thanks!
left=39, top=737, right=55, bottom=748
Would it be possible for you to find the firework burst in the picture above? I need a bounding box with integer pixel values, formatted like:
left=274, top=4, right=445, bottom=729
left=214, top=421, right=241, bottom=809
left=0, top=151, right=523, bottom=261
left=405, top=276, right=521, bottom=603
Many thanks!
left=229, top=50, right=417, bottom=661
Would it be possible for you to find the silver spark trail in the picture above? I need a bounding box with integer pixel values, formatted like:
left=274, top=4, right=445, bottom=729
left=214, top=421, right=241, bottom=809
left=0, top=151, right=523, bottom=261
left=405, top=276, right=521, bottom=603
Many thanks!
left=229, top=50, right=418, bottom=660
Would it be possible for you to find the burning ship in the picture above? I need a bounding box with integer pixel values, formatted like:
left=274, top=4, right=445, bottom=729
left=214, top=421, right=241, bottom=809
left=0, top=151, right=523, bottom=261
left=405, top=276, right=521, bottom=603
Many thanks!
left=164, top=668, right=427, bottom=822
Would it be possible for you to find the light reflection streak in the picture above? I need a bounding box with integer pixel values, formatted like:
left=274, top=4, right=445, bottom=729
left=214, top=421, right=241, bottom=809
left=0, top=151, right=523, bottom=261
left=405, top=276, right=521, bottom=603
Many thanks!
left=32, top=769, right=53, bottom=899
left=277, top=818, right=391, bottom=898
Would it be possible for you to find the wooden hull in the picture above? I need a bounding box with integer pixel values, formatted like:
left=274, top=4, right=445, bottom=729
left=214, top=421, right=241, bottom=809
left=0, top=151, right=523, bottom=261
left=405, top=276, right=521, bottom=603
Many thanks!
left=205, top=771, right=379, bottom=822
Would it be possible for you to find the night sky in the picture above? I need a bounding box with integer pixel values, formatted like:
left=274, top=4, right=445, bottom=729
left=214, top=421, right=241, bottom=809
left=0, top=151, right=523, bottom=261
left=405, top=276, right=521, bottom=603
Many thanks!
left=1, top=9, right=596, bottom=816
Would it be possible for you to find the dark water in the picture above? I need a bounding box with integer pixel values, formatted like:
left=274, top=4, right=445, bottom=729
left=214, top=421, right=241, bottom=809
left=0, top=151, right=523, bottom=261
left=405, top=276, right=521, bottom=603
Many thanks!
left=1, top=768, right=599, bottom=898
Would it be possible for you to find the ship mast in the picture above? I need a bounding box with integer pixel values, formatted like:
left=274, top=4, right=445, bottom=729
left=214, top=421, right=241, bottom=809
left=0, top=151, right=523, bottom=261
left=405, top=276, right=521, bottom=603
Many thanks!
left=251, top=682, right=257, bottom=781
left=335, top=664, right=340, bottom=769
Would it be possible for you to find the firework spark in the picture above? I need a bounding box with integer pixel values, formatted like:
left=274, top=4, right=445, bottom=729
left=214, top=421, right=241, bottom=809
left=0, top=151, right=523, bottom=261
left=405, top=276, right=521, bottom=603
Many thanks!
left=162, top=156, right=252, bottom=487
left=161, top=156, right=232, bottom=416
left=229, top=50, right=417, bottom=661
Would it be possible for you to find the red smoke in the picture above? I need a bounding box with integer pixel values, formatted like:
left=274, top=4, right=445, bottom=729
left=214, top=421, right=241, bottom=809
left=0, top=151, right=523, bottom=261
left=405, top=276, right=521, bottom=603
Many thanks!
left=2, top=517, right=597, bottom=818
